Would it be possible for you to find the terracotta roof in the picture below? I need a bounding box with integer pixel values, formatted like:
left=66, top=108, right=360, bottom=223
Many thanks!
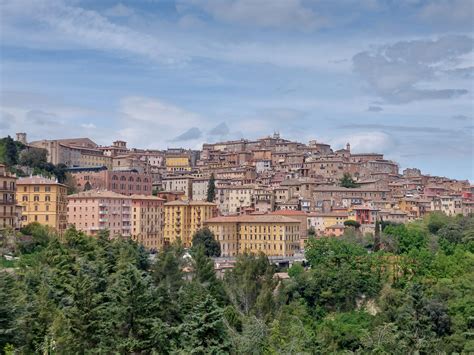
left=130, top=194, right=166, bottom=201
left=68, top=190, right=128, bottom=199
left=17, top=176, right=64, bottom=186
left=205, top=215, right=300, bottom=224
left=270, top=210, right=308, bottom=216
left=164, top=199, right=216, bottom=206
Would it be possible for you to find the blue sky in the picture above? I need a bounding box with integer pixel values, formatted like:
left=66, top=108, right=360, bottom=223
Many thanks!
left=0, top=0, right=473, bottom=180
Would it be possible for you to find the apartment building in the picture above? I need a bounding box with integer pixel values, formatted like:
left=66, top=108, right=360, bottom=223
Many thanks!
left=161, top=175, right=194, bottom=198
left=67, top=190, right=132, bottom=238
left=131, top=195, right=165, bottom=251
left=0, top=164, right=18, bottom=230
left=17, top=176, right=68, bottom=234
left=163, top=200, right=217, bottom=247
left=307, top=212, right=349, bottom=235
left=205, top=214, right=300, bottom=257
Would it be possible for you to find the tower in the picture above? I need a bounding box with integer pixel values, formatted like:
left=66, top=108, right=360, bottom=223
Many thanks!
left=346, top=142, right=351, bottom=152
left=16, top=132, right=27, bottom=144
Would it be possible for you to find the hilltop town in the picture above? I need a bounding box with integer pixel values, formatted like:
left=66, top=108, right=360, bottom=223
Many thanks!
left=1, top=132, right=472, bottom=256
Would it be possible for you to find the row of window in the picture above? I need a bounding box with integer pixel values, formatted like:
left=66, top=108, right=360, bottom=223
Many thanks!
left=22, top=195, right=53, bottom=202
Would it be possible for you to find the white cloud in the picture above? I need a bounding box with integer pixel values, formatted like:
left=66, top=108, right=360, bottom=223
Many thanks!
left=103, top=3, right=135, bottom=18
left=116, top=96, right=204, bottom=148
left=353, top=35, right=473, bottom=103
left=180, top=0, right=328, bottom=30
left=330, top=131, right=395, bottom=153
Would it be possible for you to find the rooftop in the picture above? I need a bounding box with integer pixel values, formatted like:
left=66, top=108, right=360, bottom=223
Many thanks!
left=17, top=176, right=64, bottom=186
left=205, top=214, right=300, bottom=224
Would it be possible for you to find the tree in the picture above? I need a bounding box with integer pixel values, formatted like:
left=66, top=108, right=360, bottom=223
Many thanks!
left=344, top=220, right=361, bottom=229
left=83, top=181, right=92, bottom=191
left=179, top=295, right=230, bottom=353
left=192, top=227, right=221, bottom=257
left=19, top=148, right=47, bottom=168
left=2, top=136, right=18, bottom=166
left=206, top=173, right=216, bottom=202
left=339, top=173, right=359, bottom=188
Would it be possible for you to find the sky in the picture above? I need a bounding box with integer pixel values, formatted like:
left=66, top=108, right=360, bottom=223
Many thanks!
left=0, top=0, right=473, bottom=180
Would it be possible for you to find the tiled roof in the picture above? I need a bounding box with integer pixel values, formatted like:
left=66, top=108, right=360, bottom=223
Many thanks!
left=205, top=214, right=300, bottom=223
left=17, top=176, right=64, bottom=186
left=68, top=190, right=128, bottom=199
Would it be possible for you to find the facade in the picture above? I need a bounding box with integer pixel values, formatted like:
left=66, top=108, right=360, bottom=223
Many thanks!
left=67, top=190, right=132, bottom=238
left=307, top=212, right=349, bottom=235
left=0, top=165, right=18, bottom=230
left=17, top=176, right=68, bottom=234
left=131, top=195, right=165, bottom=251
left=166, top=155, right=191, bottom=172
left=161, top=176, right=194, bottom=199
left=71, top=169, right=153, bottom=196
left=163, top=200, right=217, bottom=247
left=191, top=178, right=209, bottom=201
left=205, top=214, right=300, bottom=257
left=29, top=138, right=112, bottom=169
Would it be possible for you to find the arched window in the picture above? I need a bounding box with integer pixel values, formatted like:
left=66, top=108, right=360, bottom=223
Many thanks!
left=129, top=176, right=134, bottom=182
left=136, top=177, right=141, bottom=182
left=144, top=178, right=148, bottom=183
left=112, top=175, right=118, bottom=181
left=120, top=176, right=126, bottom=181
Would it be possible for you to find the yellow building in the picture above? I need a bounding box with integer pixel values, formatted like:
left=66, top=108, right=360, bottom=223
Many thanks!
left=17, top=176, right=68, bottom=234
left=0, top=164, right=19, bottom=230
left=165, top=156, right=191, bottom=172
left=164, top=200, right=216, bottom=247
left=307, top=212, right=349, bottom=235
left=131, top=194, right=165, bottom=250
left=205, top=215, right=300, bottom=257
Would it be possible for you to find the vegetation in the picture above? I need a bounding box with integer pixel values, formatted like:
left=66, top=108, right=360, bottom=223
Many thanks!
left=207, top=173, right=216, bottom=202
left=191, top=227, right=221, bottom=257
left=340, top=172, right=359, bottom=188
left=1, top=214, right=473, bottom=353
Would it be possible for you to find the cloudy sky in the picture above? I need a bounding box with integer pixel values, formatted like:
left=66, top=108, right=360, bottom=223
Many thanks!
left=0, top=0, right=473, bottom=179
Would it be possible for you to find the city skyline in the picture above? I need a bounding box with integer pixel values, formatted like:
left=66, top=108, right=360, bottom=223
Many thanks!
left=1, top=0, right=473, bottom=180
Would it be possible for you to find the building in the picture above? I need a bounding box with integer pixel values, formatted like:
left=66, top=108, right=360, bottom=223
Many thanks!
left=270, top=210, right=308, bottom=249
left=70, top=169, right=153, bottom=196
left=0, top=164, right=18, bottom=230
left=131, top=195, right=165, bottom=251
left=29, top=137, right=112, bottom=169
left=163, top=200, right=217, bottom=247
left=191, top=178, right=210, bottom=201
left=67, top=190, right=132, bottom=238
left=166, top=155, right=191, bottom=172
left=17, top=176, right=68, bottom=234
left=307, top=212, right=349, bottom=235
left=324, top=224, right=345, bottom=237
left=205, top=214, right=300, bottom=257
left=161, top=175, right=194, bottom=199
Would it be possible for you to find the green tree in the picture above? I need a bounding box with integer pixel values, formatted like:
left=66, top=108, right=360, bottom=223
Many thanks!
left=344, top=219, right=361, bottom=229
left=179, top=295, right=230, bottom=353
left=19, top=148, right=47, bottom=168
left=339, top=173, right=359, bottom=188
left=192, top=227, right=221, bottom=257
left=206, top=173, right=216, bottom=202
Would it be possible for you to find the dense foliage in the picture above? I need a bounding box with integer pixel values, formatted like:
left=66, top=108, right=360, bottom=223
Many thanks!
left=192, top=227, right=221, bottom=257
left=339, top=173, right=359, bottom=188
left=1, top=213, right=473, bottom=353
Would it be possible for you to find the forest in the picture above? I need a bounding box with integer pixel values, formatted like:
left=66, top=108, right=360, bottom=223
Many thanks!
left=1, top=212, right=473, bottom=354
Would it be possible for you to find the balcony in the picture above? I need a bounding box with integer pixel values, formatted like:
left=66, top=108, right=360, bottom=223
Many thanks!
left=99, top=218, right=108, bottom=222
left=99, top=210, right=107, bottom=215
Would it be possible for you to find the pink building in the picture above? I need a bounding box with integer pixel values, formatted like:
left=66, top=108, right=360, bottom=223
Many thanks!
left=353, top=206, right=379, bottom=225
left=67, top=190, right=132, bottom=238
left=70, top=168, right=153, bottom=196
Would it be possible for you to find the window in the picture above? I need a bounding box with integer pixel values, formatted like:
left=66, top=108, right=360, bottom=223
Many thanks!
left=34, top=186, right=40, bottom=192
left=34, top=195, right=40, bottom=202
left=22, top=196, right=28, bottom=201
left=45, top=186, right=51, bottom=192
left=23, top=186, right=27, bottom=192
left=45, top=195, right=51, bottom=202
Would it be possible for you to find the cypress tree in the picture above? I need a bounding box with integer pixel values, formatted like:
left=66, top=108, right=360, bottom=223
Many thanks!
left=207, top=173, right=216, bottom=202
